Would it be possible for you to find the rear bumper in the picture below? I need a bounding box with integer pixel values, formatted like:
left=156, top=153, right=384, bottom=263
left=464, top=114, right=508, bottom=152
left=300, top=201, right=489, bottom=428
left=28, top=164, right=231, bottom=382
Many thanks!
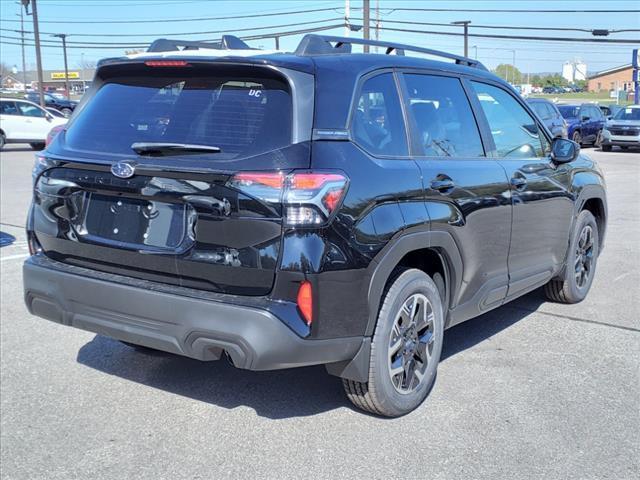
left=23, top=256, right=363, bottom=370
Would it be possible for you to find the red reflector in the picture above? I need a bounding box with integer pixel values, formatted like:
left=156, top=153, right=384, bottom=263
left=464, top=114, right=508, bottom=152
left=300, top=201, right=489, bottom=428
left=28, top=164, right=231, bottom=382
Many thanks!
left=144, top=60, right=190, bottom=67
left=322, top=188, right=344, bottom=212
left=297, top=281, right=313, bottom=326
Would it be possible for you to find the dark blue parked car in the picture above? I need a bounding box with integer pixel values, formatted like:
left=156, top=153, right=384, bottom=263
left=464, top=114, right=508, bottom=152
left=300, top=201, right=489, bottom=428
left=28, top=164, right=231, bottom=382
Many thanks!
left=558, top=103, right=606, bottom=146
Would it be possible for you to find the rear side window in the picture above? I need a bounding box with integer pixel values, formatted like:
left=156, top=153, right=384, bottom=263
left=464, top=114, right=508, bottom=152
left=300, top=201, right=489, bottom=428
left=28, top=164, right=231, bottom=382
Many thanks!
left=404, top=74, right=485, bottom=158
left=65, top=69, right=292, bottom=159
left=471, top=82, right=549, bottom=159
left=0, top=101, right=19, bottom=115
left=530, top=102, right=550, bottom=120
left=351, top=73, right=408, bottom=157
left=558, top=106, right=579, bottom=119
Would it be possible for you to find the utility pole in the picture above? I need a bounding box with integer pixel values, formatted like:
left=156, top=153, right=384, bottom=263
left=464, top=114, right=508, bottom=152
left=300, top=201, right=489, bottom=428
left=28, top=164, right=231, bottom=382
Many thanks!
left=344, top=0, right=350, bottom=37
left=22, top=0, right=45, bottom=107
left=374, top=0, right=380, bottom=53
left=452, top=21, right=471, bottom=57
left=52, top=34, right=70, bottom=99
left=16, top=3, right=27, bottom=92
left=363, top=0, right=370, bottom=53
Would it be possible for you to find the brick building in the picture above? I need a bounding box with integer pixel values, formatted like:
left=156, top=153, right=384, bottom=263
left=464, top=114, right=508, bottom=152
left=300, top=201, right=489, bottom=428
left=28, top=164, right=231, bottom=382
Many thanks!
left=587, top=64, right=635, bottom=97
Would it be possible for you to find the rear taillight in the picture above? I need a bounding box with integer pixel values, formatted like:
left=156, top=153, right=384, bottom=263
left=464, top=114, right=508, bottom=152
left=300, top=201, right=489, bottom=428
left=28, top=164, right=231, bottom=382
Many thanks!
left=46, top=124, right=65, bottom=147
left=228, top=171, right=348, bottom=226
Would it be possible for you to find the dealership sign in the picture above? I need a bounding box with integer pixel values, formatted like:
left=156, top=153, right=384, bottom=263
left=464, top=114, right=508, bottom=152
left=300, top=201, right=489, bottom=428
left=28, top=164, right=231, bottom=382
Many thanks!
left=50, top=72, right=80, bottom=80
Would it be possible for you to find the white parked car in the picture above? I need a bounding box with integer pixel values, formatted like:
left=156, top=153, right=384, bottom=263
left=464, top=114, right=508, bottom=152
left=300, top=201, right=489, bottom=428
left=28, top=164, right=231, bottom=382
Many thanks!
left=601, top=105, right=640, bottom=151
left=0, top=97, right=67, bottom=150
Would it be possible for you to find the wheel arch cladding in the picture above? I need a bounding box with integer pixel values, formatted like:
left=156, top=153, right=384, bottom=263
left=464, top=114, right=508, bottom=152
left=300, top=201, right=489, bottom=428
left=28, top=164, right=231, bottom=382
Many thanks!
left=581, top=196, right=607, bottom=253
left=365, top=231, right=463, bottom=337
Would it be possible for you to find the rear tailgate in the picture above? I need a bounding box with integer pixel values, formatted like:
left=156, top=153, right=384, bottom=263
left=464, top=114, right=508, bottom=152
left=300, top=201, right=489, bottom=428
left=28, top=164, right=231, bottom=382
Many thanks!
left=34, top=61, right=313, bottom=295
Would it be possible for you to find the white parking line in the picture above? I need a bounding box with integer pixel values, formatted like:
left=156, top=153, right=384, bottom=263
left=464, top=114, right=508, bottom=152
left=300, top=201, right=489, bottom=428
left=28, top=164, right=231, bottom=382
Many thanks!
left=0, top=253, right=29, bottom=262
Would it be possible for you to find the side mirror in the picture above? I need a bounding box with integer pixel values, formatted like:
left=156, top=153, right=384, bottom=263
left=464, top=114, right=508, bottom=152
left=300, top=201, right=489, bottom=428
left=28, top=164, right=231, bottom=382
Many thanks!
left=551, top=137, right=580, bottom=164
left=46, top=114, right=53, bottom=122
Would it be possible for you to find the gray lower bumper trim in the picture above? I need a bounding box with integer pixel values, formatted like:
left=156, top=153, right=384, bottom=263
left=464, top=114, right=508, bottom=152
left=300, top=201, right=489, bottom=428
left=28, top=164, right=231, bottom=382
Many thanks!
left=23, top=259, right=362, bottom=370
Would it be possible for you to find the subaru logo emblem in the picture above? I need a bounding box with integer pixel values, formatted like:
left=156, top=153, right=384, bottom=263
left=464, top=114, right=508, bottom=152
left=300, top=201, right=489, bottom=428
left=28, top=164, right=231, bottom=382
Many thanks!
left=111, top=161, right=136, bottom=179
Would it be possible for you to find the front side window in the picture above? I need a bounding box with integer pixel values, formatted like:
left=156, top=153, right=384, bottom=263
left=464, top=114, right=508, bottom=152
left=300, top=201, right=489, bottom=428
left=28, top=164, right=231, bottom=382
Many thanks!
left=351, top=73, right=408, bottom=157
left=471, top=82, right=549, bottom=159
left=17, top=102, right=46, bottom=118
left=404, top=74, right=484, bottom=157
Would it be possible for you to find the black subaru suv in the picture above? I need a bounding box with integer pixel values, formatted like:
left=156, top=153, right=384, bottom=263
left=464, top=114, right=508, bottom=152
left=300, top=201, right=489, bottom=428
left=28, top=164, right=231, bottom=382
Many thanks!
left=24, top=35, right=607, bottom=417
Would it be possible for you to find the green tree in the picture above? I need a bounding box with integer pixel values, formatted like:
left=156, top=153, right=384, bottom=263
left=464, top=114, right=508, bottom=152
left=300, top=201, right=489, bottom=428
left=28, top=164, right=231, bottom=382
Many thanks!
left=492, top=64, right=523, bottom=84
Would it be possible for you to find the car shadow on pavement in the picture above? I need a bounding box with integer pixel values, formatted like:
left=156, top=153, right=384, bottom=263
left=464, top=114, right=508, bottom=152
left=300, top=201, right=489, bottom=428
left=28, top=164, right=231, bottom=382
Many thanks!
left=76, top=289, right=546, bottom=419
left=0, top=146, right=33, bottom=153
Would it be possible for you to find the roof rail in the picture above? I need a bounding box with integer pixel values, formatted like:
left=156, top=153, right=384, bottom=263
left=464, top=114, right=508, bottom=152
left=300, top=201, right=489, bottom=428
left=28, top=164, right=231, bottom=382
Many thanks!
left=294, top=34, right=486, bottom=69
left=147, top=35, right=252, bottom=53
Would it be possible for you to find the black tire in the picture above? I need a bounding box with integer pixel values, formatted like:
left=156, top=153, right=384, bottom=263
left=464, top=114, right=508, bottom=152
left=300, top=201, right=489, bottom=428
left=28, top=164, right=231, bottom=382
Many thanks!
left=0, top=132, right=5, bottom=150
left=343, top=269, right=444, bottom=417
left=601, top=144, right=612, bottom=152
left=61, top=108, right=73, bottom=117
left=572, top=130, right=582, bottom=146
left=594, top=130, right=603, bottom=147
left=544, top=210, right=599, bottom=304
left=29, top=142, right=45, bottom=151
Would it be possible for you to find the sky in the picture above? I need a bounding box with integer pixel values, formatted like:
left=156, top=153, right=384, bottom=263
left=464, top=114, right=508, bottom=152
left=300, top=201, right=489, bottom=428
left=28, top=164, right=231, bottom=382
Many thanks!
left=0, top=0, right=638, bottom=75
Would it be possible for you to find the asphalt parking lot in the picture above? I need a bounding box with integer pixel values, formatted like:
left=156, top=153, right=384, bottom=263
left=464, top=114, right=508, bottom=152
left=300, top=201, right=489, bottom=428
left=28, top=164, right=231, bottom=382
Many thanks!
left=1, top=144, right=638, bottom=480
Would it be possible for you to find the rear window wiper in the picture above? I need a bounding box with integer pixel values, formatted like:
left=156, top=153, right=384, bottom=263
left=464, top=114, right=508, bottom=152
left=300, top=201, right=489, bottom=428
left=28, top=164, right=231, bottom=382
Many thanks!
left=131, top=142, right=222, bottom=156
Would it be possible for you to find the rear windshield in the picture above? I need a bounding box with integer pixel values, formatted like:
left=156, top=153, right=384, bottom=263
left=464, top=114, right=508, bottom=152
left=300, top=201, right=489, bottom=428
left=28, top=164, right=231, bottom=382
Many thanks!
left=65, top=68, right=292, bottom=159
left=558, top=106, right=579, bottom=119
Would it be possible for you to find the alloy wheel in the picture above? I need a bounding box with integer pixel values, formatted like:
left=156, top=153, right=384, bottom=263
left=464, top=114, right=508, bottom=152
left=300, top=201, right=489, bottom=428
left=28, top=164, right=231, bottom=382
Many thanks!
left=575, top=224, right=594, bottom=288
left=388, top=293, right=435, bottom=394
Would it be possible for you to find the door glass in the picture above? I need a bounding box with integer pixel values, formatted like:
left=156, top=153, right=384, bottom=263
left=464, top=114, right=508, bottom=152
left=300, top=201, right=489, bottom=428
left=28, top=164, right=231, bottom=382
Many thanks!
left=543, top=103, right=556, bottom=120
left=17, top=102, right=47, bottom=118
left=404, top=74, right=484, bottom=157
left=351, top=73, right=408, bottom=156
left=531, top=102, right=548, bottom=120
left=471, top=82, right=548, bottom=158
left=0, top=101, right=19, bottom=115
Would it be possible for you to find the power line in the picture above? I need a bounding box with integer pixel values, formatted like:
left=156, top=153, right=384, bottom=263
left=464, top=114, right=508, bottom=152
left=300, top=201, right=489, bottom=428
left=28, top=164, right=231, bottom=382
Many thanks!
left=38, top=1, right=205, bottom=6
left=351, top=18, right=639, bottom=34
left=0, top=17, right=343, bottom=39
left=0, top=23, right=344, bottom=50
left=0, top=6, right=342, bottom=24
left=368, top=7, right=640, bottom=14
left=376, top=26, right=640, bottom=44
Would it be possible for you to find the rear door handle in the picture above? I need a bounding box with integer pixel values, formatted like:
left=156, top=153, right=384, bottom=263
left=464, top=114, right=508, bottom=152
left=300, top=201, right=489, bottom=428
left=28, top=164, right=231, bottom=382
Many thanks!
left=430, top=178, right=455, bottom=192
